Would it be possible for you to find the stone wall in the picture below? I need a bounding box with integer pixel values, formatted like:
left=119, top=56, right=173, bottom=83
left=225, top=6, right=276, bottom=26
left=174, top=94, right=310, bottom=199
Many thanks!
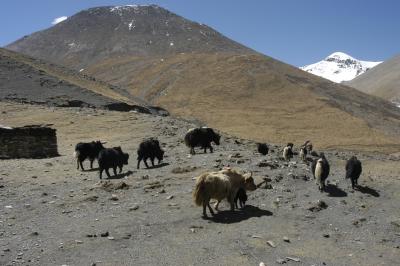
left=0, top=125, right=58, bottom=159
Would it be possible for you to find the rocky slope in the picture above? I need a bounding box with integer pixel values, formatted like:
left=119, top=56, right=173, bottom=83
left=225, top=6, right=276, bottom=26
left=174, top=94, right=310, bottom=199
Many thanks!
left=0, top=48, right=167, bottom=114
left=1, top=102, right=399, bottom=266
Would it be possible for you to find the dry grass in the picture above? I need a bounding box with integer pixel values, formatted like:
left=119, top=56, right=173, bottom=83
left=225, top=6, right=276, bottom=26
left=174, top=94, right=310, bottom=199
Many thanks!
left=85, top=53, right=400, bottom=153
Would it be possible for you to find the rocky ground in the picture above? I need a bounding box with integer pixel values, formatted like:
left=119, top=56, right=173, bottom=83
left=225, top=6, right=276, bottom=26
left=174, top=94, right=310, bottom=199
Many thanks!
left=1, top=102, right=399, bottom=266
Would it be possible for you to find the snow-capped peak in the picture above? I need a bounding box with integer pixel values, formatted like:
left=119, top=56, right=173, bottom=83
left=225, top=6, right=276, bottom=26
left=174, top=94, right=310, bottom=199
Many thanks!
left=326, top=52, right=355, bottom=60
left=300, top=52, right=382, bottom=83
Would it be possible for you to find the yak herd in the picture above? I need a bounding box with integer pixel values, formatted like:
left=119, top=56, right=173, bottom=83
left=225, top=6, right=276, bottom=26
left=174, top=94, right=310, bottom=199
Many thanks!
left=74, top=126, right=363, bottom=217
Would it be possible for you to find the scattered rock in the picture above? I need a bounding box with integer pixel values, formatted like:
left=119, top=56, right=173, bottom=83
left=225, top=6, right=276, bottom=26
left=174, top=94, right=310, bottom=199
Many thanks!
left=266, top=240, right=276, bottom=247
left=109, top=194, right=119, bottom=201
left=75, top=240, right=83, bottom=244
left=83, top=195, right=98, bottom=202
left=166, top=195, right=174, bottom=200
left=390, top=220, right=400, bottom=228
left=228, top=152, right=243, bottom=159
left=100, top=232, right=109, bottom=237
left=171, top=166, right=197, bottom=174
left=275, top=174, right=284, bottom=182
left=276, top=258, right=286, bottom=264
left=286, top=257, right=300, bottom=262
left=144, top=181, right=163, bottom=190
left=283, top=236, right=290, bottom=242
left=308, top=200, right=328, bottom=212
left=97, top=181, right=130, bottom=192
left=107, top=236, right=114, bottom=240
left=129, top=205, right=139, bottom=211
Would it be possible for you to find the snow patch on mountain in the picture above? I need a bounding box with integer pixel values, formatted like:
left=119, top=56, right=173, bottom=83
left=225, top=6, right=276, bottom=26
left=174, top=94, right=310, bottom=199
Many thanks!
left=51, top=16, right=68, bottom=25
left=300, top=52, right=382, bottom=83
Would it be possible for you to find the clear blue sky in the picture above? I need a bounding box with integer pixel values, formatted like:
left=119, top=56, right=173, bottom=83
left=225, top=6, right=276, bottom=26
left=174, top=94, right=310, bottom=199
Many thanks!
left=1, top=0, right=399, bottom=66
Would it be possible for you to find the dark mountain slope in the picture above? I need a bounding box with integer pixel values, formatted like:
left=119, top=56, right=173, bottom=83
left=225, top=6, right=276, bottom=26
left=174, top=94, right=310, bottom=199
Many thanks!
left=7, top=5, right=253, bottom=69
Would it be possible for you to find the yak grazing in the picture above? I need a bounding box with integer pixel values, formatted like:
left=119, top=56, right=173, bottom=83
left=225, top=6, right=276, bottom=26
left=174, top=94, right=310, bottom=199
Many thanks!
left=184, top=127, right=220, bottom=155
left=193, top=168, right=257, bottom=217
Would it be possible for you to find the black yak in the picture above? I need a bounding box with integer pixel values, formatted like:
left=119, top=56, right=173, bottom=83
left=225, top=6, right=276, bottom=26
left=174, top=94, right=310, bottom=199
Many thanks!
left=98, top=147, right=129, bottom=179
left=184, top=127, right=220, bottom=155
left=257, top=143, right=269, bottom=155
left=345, top=156, right=362, bottom=189
left=74, top=141, right=106, bottom=171
left=137, top=138, right=165, bottom=169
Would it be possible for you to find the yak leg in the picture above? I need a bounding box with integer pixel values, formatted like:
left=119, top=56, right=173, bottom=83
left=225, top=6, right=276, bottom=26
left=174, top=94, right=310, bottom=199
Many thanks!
left=229, top=195, right=235, bottom=211
left=99, top=168, right=103, bottom=179
left=190, top=147, right=195, bottom=155
left=90, top=159, right=94, bottom=169
left=202, top=202, right=207, bottom=217
left=76, top=159, right=80, bottom=170
left=207, top=202, right=214, bottom=216
left=151, top=158, right=155, bottom=167
left=209, top=144, right=213, bottom=153
left=144, top=158, right=149, bottom=168
left=79, top=160, right=85, bottom=171
left=119, top=165, right=123, bottom=173
left=351, top=178, right=356, bottom=189
left=137, top=157, right=142, bottom=169
left=113, top=167, right=117, bottom=176
left=105, top=169, right=111, bottom=178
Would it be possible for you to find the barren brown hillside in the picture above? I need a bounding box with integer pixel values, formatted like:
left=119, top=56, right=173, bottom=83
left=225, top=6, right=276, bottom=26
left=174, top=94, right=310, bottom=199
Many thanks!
left=85, top=53, right=400, bottom=152
left=346, top=54, right=400, bottom=104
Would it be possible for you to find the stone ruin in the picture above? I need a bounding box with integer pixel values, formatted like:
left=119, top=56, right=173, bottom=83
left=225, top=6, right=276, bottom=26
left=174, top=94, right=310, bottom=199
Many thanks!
left=0, top=125, right=59, bottom=159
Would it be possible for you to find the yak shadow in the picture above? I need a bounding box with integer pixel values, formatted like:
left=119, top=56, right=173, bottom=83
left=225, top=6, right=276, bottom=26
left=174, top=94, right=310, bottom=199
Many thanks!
left=145, top=162, right=170, bottom=169
left=104, top=170, right=133, bottom=180
left=355, top=185, right=380, bottom=197
left=206, top=205, right=273, bottom=224
left=325, top=184, right=348, bottom=197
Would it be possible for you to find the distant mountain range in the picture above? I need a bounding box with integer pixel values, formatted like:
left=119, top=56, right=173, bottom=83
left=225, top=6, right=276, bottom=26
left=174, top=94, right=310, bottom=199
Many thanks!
left=300, top=52, right=381, bottom=83
left=4, top=5, right=400, bottom=148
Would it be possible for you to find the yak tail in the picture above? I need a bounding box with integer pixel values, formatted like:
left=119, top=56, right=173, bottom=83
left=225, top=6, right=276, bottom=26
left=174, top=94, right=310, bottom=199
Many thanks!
left=193, top=174, right=207, bottom=206
left=73, top=150, right=79, bottom=159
